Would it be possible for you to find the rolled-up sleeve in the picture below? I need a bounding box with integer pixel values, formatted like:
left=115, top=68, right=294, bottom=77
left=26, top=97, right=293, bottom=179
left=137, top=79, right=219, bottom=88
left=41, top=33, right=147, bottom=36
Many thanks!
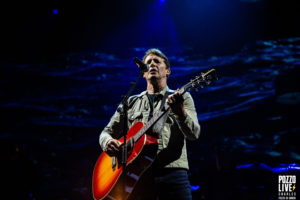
left=177, top=92, right=200, bottom=140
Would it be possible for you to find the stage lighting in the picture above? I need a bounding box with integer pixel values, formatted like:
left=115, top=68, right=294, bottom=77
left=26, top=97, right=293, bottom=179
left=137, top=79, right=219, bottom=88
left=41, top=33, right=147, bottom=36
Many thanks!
left=52, top=9, right=58, bottom=15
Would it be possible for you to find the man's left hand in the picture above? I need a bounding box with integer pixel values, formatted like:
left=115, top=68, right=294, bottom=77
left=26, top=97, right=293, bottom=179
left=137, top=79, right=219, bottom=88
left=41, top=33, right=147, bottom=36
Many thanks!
left=166, top=89, right=187, bottom=121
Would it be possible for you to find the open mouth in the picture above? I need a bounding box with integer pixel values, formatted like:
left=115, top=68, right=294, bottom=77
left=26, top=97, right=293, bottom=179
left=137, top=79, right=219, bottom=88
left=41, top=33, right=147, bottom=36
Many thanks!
left=149, top=68, right=158, bottom=73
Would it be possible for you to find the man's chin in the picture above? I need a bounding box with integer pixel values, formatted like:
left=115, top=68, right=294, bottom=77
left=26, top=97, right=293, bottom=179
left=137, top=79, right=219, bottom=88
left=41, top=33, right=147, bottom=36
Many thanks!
left=149, top=75, right=159, bottom=79
left=147, top=76, right=159, bottom=82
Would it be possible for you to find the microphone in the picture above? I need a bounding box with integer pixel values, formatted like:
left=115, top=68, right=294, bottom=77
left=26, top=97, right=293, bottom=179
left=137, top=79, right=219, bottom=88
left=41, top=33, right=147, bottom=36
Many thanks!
left=133, top=57, right=149, bottom=72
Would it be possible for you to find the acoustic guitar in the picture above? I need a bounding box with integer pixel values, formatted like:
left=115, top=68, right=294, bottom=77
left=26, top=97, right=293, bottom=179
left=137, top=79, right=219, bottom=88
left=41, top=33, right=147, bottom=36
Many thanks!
left=92, top=69, right=217, bottom=200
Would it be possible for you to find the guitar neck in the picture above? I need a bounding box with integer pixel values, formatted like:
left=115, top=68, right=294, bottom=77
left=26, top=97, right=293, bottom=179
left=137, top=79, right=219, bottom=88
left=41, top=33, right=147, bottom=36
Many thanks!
left=131, top=68, right=217, bottom=143
left=132, top=87, right=187, bottom=143
left=132, top=104, right=170, bottom=143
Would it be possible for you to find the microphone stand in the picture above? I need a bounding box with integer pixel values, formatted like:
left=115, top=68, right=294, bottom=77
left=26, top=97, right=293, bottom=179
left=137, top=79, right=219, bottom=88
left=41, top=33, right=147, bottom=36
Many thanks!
left=118, top=61, right=147, bottom=198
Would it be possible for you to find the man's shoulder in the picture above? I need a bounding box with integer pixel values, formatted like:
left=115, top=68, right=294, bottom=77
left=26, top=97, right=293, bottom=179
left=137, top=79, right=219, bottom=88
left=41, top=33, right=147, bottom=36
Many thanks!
left=128, top=91, right=147, bottom=103
left=129, top=90, right=147, bottom=98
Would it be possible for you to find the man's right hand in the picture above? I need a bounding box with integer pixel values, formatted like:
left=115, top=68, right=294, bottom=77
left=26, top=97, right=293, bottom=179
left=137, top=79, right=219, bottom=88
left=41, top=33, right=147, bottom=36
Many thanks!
left=105, top=139, right=123, bottom=157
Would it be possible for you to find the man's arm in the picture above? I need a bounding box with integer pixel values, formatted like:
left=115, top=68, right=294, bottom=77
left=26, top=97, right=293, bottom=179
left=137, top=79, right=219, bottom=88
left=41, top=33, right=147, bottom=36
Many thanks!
left=99, top=95, right=139, bottom=156
left=99, top=109, right=124, bottom=155
left=167, top=91, right=200, bottom=140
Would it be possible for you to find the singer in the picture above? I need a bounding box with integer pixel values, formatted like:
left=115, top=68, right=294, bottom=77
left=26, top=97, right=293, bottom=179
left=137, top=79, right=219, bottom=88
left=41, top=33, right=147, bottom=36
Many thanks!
left=99, top=48, right=200, bottom=200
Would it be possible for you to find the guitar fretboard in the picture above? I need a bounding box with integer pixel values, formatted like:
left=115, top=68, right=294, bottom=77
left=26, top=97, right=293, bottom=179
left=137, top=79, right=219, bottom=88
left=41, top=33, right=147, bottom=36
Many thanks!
left=132, top=104, right=171, bottom=143
left=131, top=87, right=187, bottom=143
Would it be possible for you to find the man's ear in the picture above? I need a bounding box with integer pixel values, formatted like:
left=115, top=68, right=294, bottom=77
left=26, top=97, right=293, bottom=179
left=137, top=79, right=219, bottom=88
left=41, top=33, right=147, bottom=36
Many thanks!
left=166, top=68, right=171, bottom=78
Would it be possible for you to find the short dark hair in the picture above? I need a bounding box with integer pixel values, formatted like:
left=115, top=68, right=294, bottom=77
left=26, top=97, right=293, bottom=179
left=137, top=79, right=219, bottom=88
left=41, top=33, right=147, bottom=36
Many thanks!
left=142, top=48, right=170, bottom=69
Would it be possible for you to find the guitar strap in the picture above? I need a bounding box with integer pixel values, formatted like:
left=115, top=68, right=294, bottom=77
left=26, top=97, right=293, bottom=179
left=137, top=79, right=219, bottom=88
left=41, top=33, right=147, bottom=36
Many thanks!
left=160, top=91, right=172, bottom=110
left=151, top=91, right=172, bottom=135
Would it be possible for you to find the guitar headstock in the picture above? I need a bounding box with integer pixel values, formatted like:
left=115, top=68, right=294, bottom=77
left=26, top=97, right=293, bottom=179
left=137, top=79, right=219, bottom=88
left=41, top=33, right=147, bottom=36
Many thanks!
left=182, top=68, right=218, bottom=92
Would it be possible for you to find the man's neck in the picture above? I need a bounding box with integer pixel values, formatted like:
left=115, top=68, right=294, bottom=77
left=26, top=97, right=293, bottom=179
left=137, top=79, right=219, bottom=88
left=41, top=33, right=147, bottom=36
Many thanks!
left=146, top=79, right=167, bottom=94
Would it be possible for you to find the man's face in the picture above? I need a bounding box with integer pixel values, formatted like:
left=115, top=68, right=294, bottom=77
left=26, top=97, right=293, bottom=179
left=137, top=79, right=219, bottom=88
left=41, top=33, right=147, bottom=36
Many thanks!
left=143, top=54, right=170, bottom=81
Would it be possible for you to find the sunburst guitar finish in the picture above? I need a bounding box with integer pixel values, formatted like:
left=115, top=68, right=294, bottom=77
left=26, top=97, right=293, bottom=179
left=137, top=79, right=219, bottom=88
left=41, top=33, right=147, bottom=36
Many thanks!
left=93, top=121, right=158, bottom=200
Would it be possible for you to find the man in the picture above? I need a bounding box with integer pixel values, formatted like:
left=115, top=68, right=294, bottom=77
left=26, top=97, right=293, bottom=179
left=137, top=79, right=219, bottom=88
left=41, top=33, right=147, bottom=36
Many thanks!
left=99, top=48, right=200, bottom=199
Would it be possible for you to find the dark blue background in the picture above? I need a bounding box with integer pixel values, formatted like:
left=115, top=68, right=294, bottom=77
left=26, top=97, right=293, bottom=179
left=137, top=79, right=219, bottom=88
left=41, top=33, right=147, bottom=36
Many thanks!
left=1, top=0, right=299, bottom=199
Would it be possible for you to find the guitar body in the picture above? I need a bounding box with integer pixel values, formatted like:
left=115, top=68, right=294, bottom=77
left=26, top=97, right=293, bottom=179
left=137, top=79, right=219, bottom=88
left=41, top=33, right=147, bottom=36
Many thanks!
left=93, top=121, right=158, bottom=200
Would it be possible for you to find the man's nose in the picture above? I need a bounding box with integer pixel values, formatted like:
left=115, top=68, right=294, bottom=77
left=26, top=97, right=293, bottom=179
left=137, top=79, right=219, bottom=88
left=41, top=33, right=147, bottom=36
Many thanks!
left=149, top=60, right=156, bottom=67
